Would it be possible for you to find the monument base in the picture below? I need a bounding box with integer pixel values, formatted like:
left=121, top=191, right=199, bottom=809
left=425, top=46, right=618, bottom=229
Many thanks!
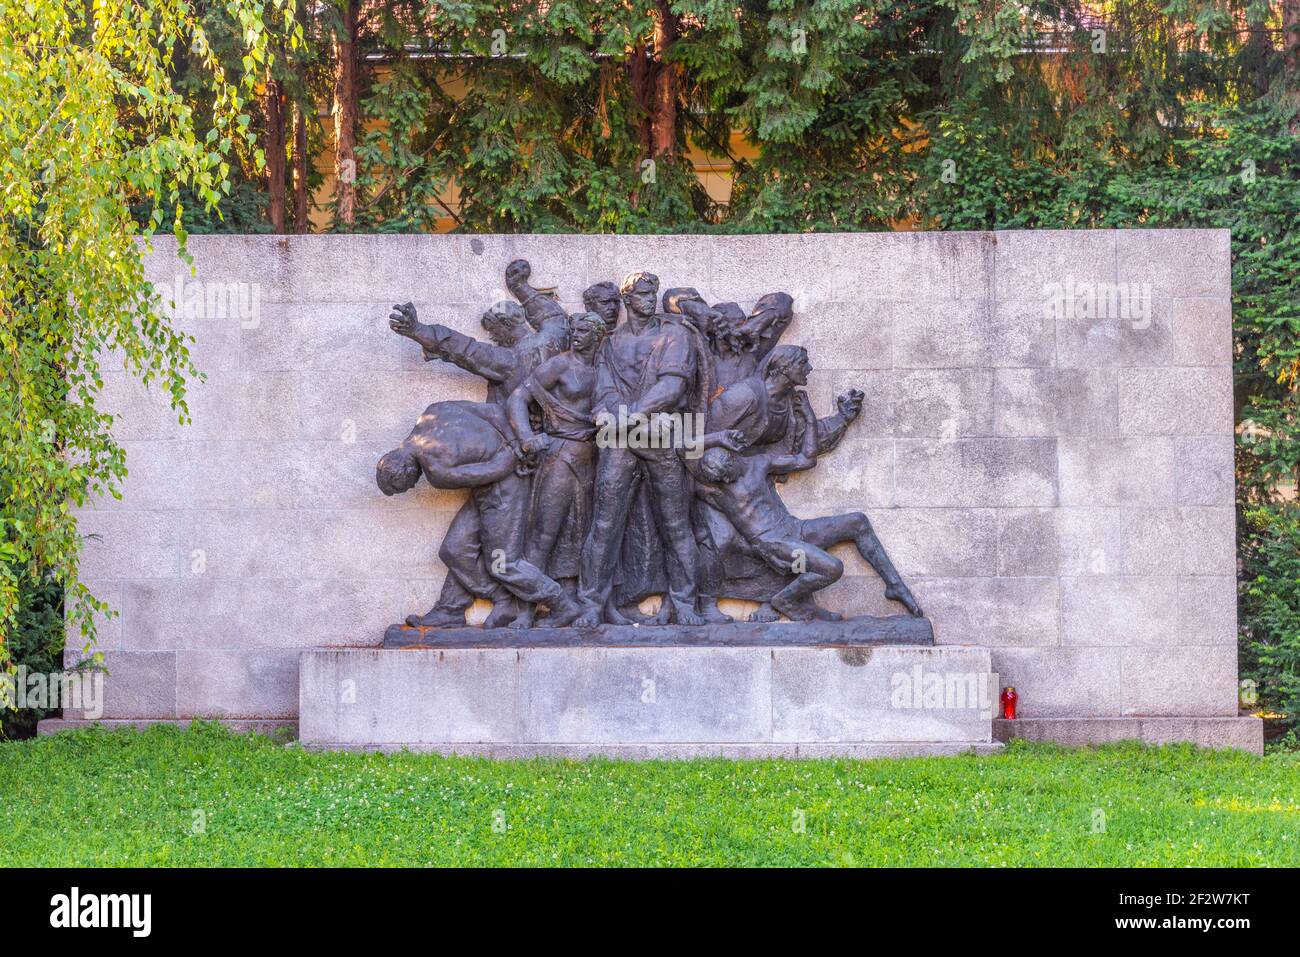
left=382, top=614, right=934, bottom=649
left=994, top=717, right=1263, bottom=754
left=299, top=641, right=995, bottom=756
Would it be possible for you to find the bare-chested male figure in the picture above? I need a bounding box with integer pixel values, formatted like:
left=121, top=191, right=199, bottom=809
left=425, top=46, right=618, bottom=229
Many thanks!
left=377, top=400, right=583, bottom=628
left=686, top=393, right=923, bottom=621
left=388, top=293, right=564, bottom=628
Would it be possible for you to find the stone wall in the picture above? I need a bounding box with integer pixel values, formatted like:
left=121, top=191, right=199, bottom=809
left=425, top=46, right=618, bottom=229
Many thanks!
left=66, top=230, right=1238, bottom=725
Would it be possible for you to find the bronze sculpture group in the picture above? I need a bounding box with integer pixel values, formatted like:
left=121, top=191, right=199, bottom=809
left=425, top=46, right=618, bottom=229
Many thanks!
left=377, top=260, right=922, bottom=632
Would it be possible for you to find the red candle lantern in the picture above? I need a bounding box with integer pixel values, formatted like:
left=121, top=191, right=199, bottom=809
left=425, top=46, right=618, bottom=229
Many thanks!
left=1000, top=686, right=1018, bottom=720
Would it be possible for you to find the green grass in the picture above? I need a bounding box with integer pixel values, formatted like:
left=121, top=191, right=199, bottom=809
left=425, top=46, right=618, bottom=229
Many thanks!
left=1, top=723, right=1297, bottom=866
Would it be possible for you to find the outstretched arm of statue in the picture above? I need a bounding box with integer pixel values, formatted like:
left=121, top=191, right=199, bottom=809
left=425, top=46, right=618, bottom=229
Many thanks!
left=389, top=303, right=440, bottom=353
left=767, top=394, right=819, bottom=476
left=422, top=446, right=518, bottom=490
left=428, top=327, right=516, bottom=384
left=389, top=301, right=520, bottom=383
left=813, top=387, right=865, bottom=455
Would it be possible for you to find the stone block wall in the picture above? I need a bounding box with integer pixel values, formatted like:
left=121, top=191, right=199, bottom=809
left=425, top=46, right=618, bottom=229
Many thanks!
left=66, top=230, right=1237, bottom=724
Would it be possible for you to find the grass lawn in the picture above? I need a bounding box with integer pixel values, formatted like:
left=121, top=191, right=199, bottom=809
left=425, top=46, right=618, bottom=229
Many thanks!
left=1, top=723, right=1296, bottom=866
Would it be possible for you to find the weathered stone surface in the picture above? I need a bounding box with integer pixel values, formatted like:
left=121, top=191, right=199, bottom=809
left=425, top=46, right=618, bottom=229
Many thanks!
left=1116, top=229, right=1232, bottom=299
left=996, top=509, right=1060, bottom=577
left=784, top=434, right=894, bottom=508
left=89, top=441, right=245, bottom=511
left=854, top=508, right=998, bottom=579
left=63, top=651, right=177, bottom=720
left=1175, top=435, right=1236, bottom=506
left=1118, top=367, right=1234, bottom=435
left=300, top=648, right=522, bottom=745
left=813, top=232, right=985, bottom=303
left=995, top=229, right=1118, bottom=300
left=176, top=507, right=451, bottom=581
left=1161, top=298, right=1233, bottom=367
left=916, top=578, right=1059, bottom=647
left=993, top=368, right=1116, bottom=438
left=793, top=300, right=893, bottom=372
left=121, top=578, right=427, bottom=651
left=892, top=369, right=995, bottom=438
left=892, top=299, right=994, bottom=368
left=991, top=647, right=1125, bottom=718
left=77, top=511, right=181, bottom=580
left=1053, top=506, right=1234, bottom=577
left=994, top=716, right=1262, bottom=754
left=1175, top=576, right=1237, bottom=645
left=987, top=300, right=1057, bottom=368
left=894, top=438, right=1058, bottom=507
left=299, top=645, right=994, bottom=749
left=1122, top=645, right=1238, bottom=717
left=1060, top=576, right=1178, bottom=647
left=1058, top=436, right=1175, bottom=506
left=771, top=646, right=994, bottom=743
left=96, top=369, right=246, bottom=441
left=72, top=231, right=1236, bottom=732
left=1055, top=313, right=1173, bottom=369
left=521, top=647, right=771, bottom=744
left=176, top=650, right=298, bottom=718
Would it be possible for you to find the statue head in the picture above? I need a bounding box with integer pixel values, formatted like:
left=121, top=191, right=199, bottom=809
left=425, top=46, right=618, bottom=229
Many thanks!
left=764, top=345, right=811, bottom=388
left=582, top=281, right=621, bottom=327
left=698, top=447, right=742, bottom=484
left=569, top=311, right=608, bottom=354
left=480, top=301, right=528, bottom=347
left=619, top=271, right=659, bottom=321
left=750, top=292, right=794, bottom=328
left=710, top=302, right=747, bottom=351
left=376, top=447, right=421, bottom=496
left=661, top=287, right=702, bottom=315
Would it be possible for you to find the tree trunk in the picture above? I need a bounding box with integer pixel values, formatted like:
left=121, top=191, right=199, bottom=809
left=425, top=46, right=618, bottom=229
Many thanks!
left=650, top=0, right=678, bottom=157
left=292, top=101, right=309, bottom=232
left=291, top=1, right=310, bottom=233
left=628, top=40, right=653, bottom=158
left=1285, top=0, right=1300, bottom=76
left=1247, top=8, right=1272, bottom=98
left=264, top=72, right=286, bottom=233
left=332, top=0, right=360, bottom=228
left=1284, top=0, right=1300, bottom=133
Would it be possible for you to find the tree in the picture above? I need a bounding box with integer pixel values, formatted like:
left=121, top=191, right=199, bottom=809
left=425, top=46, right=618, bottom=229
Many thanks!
left=332, top=0, right=362, bottom=227
left=0, top=0, right=299, bottom=672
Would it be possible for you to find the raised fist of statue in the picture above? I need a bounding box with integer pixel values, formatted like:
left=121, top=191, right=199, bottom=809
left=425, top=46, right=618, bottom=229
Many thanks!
left=388, top=302, right=420, bottom=338
left=836, top=388, right=865, bottom=422
left=505, top=259, right=531, bottom=287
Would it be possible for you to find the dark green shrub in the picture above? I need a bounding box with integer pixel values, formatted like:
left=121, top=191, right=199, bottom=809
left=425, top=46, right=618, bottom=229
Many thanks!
left=1, top=574, right=64, bottom=739
left=1240, top=506, right=1300, bottom=730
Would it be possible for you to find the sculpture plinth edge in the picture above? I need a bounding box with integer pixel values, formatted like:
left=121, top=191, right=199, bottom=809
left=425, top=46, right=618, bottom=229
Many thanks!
left=381, top=615, right=934, bottom=649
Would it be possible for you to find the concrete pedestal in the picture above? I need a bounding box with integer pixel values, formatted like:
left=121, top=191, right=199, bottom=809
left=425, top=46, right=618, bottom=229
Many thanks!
left=994, top=716, right=1263, bottom=754
left=298, top=643, right=999, bottom=758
